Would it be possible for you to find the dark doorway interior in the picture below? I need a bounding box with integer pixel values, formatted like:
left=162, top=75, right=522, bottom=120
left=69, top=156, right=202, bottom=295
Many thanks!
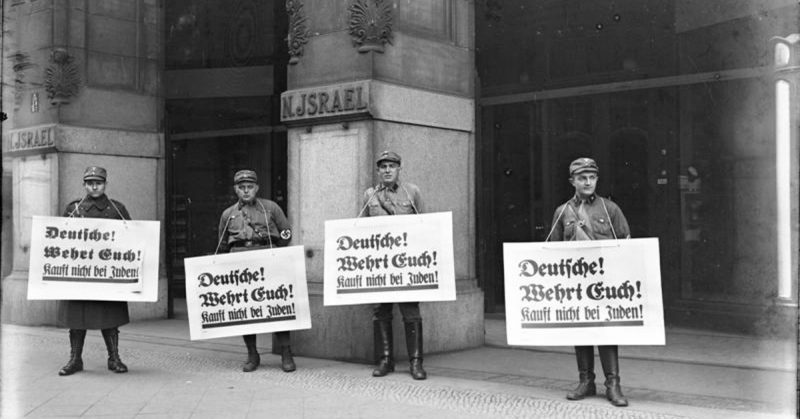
left=163, top=0, right=288, bottom=315
left=167, top=133, right=287, bottom=300
left=478, top=91, right=676, bottom=313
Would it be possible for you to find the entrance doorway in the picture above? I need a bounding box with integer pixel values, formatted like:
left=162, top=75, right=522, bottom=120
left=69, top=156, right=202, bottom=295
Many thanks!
left=477, top=90, right=679, bottom=313
left=167, top=132, right=287, bottom=302
left=162, top=0, right=288, bottom=316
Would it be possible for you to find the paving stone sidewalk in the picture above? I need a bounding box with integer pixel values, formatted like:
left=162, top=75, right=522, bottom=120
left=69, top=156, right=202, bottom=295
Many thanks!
left=1, top=323, right=794, bottom=419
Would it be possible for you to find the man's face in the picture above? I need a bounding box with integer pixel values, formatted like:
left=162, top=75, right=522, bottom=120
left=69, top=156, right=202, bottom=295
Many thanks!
left=235, top=182, right=259, bottom=203
left=377, top=161, right=400, bottom=186
left=83, top=180, right=106, bottom=198
left=570, top=172, right=598, bottom=198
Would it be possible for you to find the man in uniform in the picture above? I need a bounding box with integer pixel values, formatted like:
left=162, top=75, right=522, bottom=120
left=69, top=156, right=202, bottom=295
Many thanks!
left=361, top=151, right=427, bottom=380
left=217, top=169, right=296, bottom=373
left=58, top=166, right=131, bottom=376
left=548, top=157, right=630, bottom=407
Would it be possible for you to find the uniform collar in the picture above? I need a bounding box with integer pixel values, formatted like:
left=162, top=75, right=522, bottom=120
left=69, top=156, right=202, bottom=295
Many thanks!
left=381, top=182, right=399, bottom=192
left=237, top=198, right=259, bottom=209
left=571, top=193, right=597, bottom=205
left=84, top=194, right=109, bottom=210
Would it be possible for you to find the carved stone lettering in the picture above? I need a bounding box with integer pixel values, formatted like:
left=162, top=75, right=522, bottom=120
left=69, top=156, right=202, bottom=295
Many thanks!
left=280, top=81, right=371, bottom=123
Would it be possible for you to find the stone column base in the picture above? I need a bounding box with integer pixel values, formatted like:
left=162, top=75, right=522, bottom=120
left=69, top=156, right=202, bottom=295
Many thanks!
left=1, top=270, right=61, bottom=326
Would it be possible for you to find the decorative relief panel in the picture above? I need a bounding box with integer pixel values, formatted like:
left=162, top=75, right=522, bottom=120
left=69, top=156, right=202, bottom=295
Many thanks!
left=10, top=52, right=35, bottom=110
left=44, top=48, right=81, bottom=106
left=166, top=0, right=273, bottom=69
left=226, top=0, right=258, bottom=66
left=286, top=0, right=309, bottom=65
left=348, top=0, right=394, bottom=53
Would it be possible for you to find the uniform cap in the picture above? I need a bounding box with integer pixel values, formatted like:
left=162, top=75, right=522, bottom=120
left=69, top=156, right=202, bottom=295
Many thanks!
left=376, top=150, right=401, bottom=166
left=569, top=158, right=599, bottom=176
left=234, top=169, right=258, bottom=184
left=83, top=166, right=107, bottom=181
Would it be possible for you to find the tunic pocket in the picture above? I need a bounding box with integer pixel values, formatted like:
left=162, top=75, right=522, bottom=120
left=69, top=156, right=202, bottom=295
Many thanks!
left=592, top=215, right=612, bottom=236
left=229, top=216, right=245, bottom=231
left=367, top=202, right=382, bottom=216
left=564, top=220, right=577, bottom=240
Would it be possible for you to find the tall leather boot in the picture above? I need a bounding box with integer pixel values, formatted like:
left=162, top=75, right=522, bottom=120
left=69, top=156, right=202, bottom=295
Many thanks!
left=58, top=329, right=86, bottom=376
left=276, top=331, right=296, bottom=372
left=101, top=328, right=128, bottom=373
left=404, top=321, right=426, bottom=380
left=242, top=334, right=260, bottom=372
left=599, top=345, right=628, bottom=407
left=372, top=320, right=394, bottom=377
left=566, top=346, right=596, bottom=400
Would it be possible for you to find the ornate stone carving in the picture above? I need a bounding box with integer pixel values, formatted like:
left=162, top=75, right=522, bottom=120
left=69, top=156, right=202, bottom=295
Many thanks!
left=286, top=0, right=309, bottom=65
left=44, top=48, right=80, bottom=106
left=348, top=0, right=394, bottom=53
left=10, top=51, right=34, bottom=109
left=226, top=0, right=257, bottom=66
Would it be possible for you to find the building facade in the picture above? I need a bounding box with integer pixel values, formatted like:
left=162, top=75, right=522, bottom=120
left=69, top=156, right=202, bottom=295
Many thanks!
left=474, top=0, right=799, bottom=335
left=1, top=0, right=797, bottom=362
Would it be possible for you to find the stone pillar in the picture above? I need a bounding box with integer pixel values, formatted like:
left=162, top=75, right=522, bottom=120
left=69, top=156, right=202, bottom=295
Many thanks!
left=772, top=34, right=800, bottom=303
left=1, top=0, right=166, bottom=325
left=280, top=0, right=483, bottom=361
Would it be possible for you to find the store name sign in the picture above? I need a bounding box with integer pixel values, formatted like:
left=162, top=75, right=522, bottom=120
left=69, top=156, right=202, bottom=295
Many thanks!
left=281, top=81, right=370, bottom=124
left=4, top=125, right=57, bottom=156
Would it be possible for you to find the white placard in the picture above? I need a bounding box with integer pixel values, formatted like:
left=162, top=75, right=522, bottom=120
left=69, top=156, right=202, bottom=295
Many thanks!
left=27, top=215, right=160, bottom=302
left=323, top=212, right=456, bottom=306
left=184, top=246, right=311, bottom=340
left=503, top=238, right=665, bottom=346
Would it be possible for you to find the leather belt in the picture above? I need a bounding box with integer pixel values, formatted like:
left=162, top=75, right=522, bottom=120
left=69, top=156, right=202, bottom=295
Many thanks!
left=231, top=238, right=279, bottom=248
left=231, top=240, right=263, bottom=248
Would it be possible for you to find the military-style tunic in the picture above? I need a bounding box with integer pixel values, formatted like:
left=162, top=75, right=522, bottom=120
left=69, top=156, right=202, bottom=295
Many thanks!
left=549, top=194, right=630, bottom=241
left=59, top=195, right=131, bottom=329
left=361, top=181, right=423, bottom=322
left=362, top=182, right=423, bottom=216
left=217, top=197, right=292, bottom=344
left=217, top=198, right=291, bottom=253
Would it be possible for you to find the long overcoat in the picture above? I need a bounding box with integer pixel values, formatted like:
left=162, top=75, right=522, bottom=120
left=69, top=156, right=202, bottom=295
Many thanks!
left=58, top=195, right=131, bottom=329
